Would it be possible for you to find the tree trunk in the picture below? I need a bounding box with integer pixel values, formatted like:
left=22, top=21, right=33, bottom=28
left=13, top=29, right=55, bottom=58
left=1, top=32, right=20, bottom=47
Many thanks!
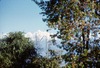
left=86, top=29, right=90, bottom=50
left=82, top=29, right=85, bottom=52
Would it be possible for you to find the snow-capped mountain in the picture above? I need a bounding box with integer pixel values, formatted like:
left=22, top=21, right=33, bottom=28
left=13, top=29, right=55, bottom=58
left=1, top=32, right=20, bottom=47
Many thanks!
left=0, top=33, right=8, bottom=39
left=25, top=30, right=53, bottom=56
left=24, top=30, right=63, bottom=56
left=25, top=30, right=52, bottom=41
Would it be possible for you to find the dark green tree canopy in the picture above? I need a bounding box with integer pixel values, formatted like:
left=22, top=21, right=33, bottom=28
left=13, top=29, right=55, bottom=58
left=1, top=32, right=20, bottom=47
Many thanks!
left=0, top=31, right=37, bottom=68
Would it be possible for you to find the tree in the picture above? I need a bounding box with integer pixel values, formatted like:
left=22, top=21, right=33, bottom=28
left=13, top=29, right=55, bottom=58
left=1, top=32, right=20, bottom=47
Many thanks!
left=0, top=31, right=37, bottom=68
left=0, top=31, right=60, bottom=68
left=33, top=0, right=100, bottom=67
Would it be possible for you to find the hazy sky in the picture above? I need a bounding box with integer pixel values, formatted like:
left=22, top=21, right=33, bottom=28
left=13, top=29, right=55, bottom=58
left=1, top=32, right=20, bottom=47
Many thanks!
left=0, top=0, right=48, bottom=33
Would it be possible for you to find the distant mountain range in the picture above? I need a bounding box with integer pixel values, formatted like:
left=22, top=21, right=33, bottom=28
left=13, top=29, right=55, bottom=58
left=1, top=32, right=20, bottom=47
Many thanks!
left=25, top=30, right=53, bottom=56
left=0, top=30, right=52, bottom=40
left=25, top=30, right=52, bottom=41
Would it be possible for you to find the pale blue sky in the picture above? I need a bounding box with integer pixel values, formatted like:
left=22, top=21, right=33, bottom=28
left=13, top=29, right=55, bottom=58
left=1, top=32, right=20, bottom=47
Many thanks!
left=0, top=0, right=48, bottom=33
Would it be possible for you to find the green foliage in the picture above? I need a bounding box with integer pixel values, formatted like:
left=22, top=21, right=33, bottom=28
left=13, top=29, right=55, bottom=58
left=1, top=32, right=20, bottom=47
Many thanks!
left=32, top=57, right=60, bottom=68
left=0, top=31, right=37, bottom=68
left=0, top=31, right=61, bottom=68
left=33, top=0, right=100, bottom=67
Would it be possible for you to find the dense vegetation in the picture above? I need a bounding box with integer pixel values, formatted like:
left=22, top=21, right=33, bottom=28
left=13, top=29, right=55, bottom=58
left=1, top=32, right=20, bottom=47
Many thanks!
left=0, top=0, right=100, bottom=68
left=0, top=32, right=36, bottom=68
left=33, top=0, right=100, bottom=68
left=0, top=32, right=60, bottom=68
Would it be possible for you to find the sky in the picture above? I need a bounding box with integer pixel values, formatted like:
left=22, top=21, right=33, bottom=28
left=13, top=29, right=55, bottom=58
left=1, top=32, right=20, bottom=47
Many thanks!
left=0, top=0, right=48, bottom=33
